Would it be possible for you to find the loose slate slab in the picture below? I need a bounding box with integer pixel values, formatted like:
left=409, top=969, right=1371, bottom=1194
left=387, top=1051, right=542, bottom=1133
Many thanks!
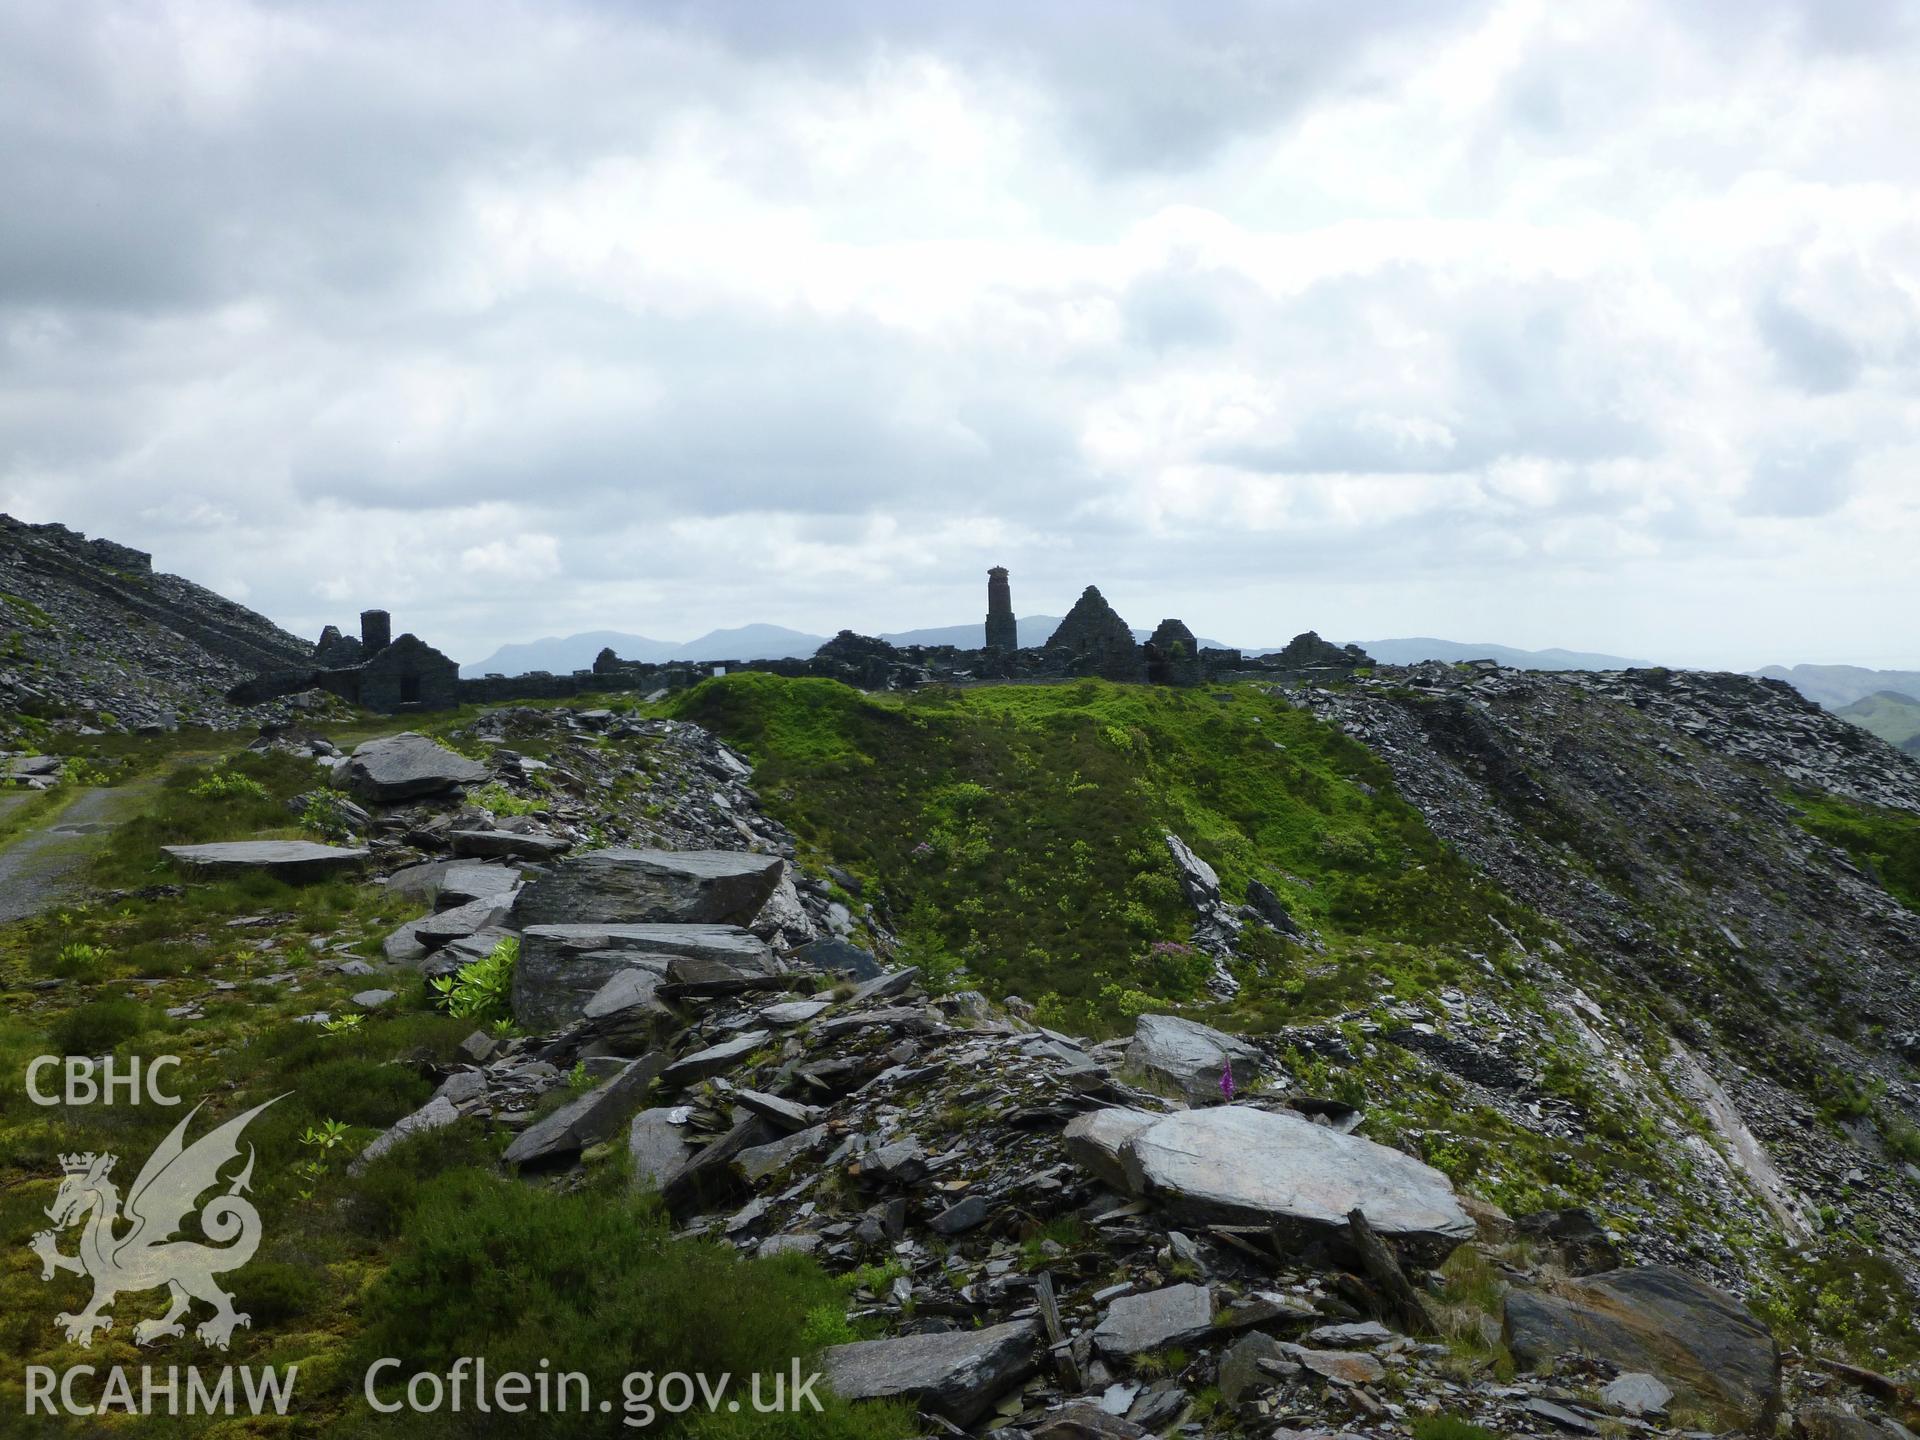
left=436, top=862, right=523, bottom=908
left=582, top=968, right=669, bottom=1021
left=822, top=1317, right=1041, bottom=1425
left=791, top=937, right=884, bottom=980
left=1091, top=1283, right=1214, bottom=1357
left=424, top=926, right=515, bottom=982
left=449, top=829, right=572, bottom=860
left=1116, top=1105, right=1475, bottom=1259
left=1503, top=1266, right=1780, bottom=1430
left=759, top=999, right=830, bottom=1026
left=628, top=1107, right=697, bottom=1194
left=1125, top=1013, right=1262, bottom=1103
left=733, top=1123, right=828, bottom=1183
left=412, top=894, right=515, bottom=948
left=349, top=1096, right=461, bottom=1176
left=514, top=923, right=770, bottom=1030
left=164, top=841, right=371, bottom=881
left=511, top=848, right=784, bottom=927
left=503, top=1053, right=667, bottom=1168
left=341, top=732, right=489, bottom=802
left=659, top=1115, right=777, bottom=1220
left=660, top=1030, right=770, bottom=1088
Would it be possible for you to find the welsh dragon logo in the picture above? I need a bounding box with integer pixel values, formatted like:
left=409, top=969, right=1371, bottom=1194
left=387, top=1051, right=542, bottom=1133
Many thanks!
left=28, top=1096, right=281, bottom=1349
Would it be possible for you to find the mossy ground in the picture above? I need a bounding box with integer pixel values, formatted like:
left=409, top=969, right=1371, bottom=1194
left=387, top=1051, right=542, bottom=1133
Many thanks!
left=1784, top=787, right=1920, bottom=912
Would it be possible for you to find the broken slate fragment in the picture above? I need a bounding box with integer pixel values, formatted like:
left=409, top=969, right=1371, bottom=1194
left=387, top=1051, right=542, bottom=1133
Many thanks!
left=659, top=1030, right=770, bottom=1088
left=1063, top=1107, right=1161, bottom=1193
left=821, top=1318, right=1041, bottom=1426
left=758, top=999, right=831, bottom=1026
left=349, top=1096, right=461, bottom=1176
left=341, top=733, right=489, bottom=802
left=163, top=840, right=370, bottom=880
left=449, top=829, right=571, bottom=860
left=628, top=1107, right=696, bottom=1194
left=1090, top=1282, right=1213, bottom=1358
left=503, top=1053, right=666, bottom=1168
left=853, top=1137, right=928, bottom=1186
left=1503, top=1266, right=1779, bottom=1430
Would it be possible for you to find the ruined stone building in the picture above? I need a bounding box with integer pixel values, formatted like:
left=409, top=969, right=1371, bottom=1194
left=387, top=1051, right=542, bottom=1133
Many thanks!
left=1144, top=618, right=1202, bottom=686
left=227, top=607, right=459, bottom=712
left=1044, top=585, right=1146, bottom=682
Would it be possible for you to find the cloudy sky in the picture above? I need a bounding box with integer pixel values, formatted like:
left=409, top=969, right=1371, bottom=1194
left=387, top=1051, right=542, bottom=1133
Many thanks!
left=3, top=0, right=1916, bottom=670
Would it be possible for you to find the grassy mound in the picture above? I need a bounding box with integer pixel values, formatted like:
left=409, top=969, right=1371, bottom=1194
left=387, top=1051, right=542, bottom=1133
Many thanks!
left=676, top=674, right=1524, bottom=1028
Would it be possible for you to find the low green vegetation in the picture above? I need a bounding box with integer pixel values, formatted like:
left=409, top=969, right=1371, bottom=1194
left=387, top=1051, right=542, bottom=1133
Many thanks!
left=1411, top=1415, right=1503, bottom=1440
left=676, top=674, right=1527, bottom=1028
left=343, top=1169, right=912, bottom=1439
left=1785, top=788, right=1920, bottom=911
left=0, top=591, right=52, bottom=628
left=431, top=934, right=519, bottom=1025
left=0, top=720, right=916, bottom=1435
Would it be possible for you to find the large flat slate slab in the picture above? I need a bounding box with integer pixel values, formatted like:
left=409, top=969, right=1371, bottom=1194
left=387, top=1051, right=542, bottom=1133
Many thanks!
left=513, top=922, right=771, bottom=1030
left=511, top=848, right=784, bottom=927
left=163, top=840, right=370, bottom=880
left=1115, top=1105, right=1475, bottom=1259
left=341, top=732, right=489, bottom=802
left=1091, top=1282, right=1214, bottom=1357
left=1504, top=1266, right=1779, bottom=1430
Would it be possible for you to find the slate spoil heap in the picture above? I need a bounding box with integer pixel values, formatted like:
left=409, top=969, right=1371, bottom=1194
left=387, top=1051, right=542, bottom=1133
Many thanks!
left=0, top=513, right=315, bottom=734
left=367, top=953, right=1809, bottom=1439
left=258, top=712, right=1915, bottom=1440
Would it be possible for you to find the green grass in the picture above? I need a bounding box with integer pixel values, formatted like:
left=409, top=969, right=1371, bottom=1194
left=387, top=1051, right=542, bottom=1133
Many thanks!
left=675, top=674, right=1527, bottom=1027
left=0, top=591, right=52, bottom=627
left=0, top=781, right=84, bottom=850
left=340, top=1169, right=913, bottom=1439
left=1786, top=788, right=1920, bottom=911
left=1411, top=1416, right=1502, bottom=1440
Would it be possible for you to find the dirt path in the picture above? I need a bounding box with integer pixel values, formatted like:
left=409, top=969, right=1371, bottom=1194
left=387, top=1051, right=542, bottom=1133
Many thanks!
left=0, top=775, right=165, bottom=925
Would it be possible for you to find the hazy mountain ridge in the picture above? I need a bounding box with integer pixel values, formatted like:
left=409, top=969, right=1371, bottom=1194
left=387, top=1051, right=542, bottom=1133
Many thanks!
left=464, top=622, right=1649, bottom=678
left=1754, top=662, right=1920, bottom=711
left=461, top=624, right=828, bottom=677
left=1836, top=690, right=1920, bottom=754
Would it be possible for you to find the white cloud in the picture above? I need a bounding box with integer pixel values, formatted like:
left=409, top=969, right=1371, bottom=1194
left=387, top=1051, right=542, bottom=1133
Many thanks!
left=1, top=0, right=1916, bottom=669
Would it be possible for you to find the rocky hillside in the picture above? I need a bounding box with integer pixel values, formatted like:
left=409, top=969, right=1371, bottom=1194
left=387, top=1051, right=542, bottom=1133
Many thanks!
left=5, top=658, right=1920, bottom=1437
left=0, top=513, right=310, bottom=734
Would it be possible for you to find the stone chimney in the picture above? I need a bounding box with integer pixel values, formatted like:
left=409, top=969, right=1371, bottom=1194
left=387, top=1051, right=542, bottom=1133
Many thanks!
left=360, top=608, right=392, bottom=655
left=985, top=567, right=1017, bottom=653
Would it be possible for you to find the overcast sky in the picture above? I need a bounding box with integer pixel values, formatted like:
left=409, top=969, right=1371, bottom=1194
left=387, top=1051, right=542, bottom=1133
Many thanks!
left=3, top=0, right=1916, bottom=670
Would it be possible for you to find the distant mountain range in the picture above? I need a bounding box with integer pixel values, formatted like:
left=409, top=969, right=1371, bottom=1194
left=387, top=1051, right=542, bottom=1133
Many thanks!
left=1751, top=663, right=1920, bottom=711
left=1833, top=691, right=1920, bottom=755
left=461, top=624, right=826, bottom=677
left=1349, top=637, right=1646, bottom=670
left=465, top=620, right=1652, bottom=678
